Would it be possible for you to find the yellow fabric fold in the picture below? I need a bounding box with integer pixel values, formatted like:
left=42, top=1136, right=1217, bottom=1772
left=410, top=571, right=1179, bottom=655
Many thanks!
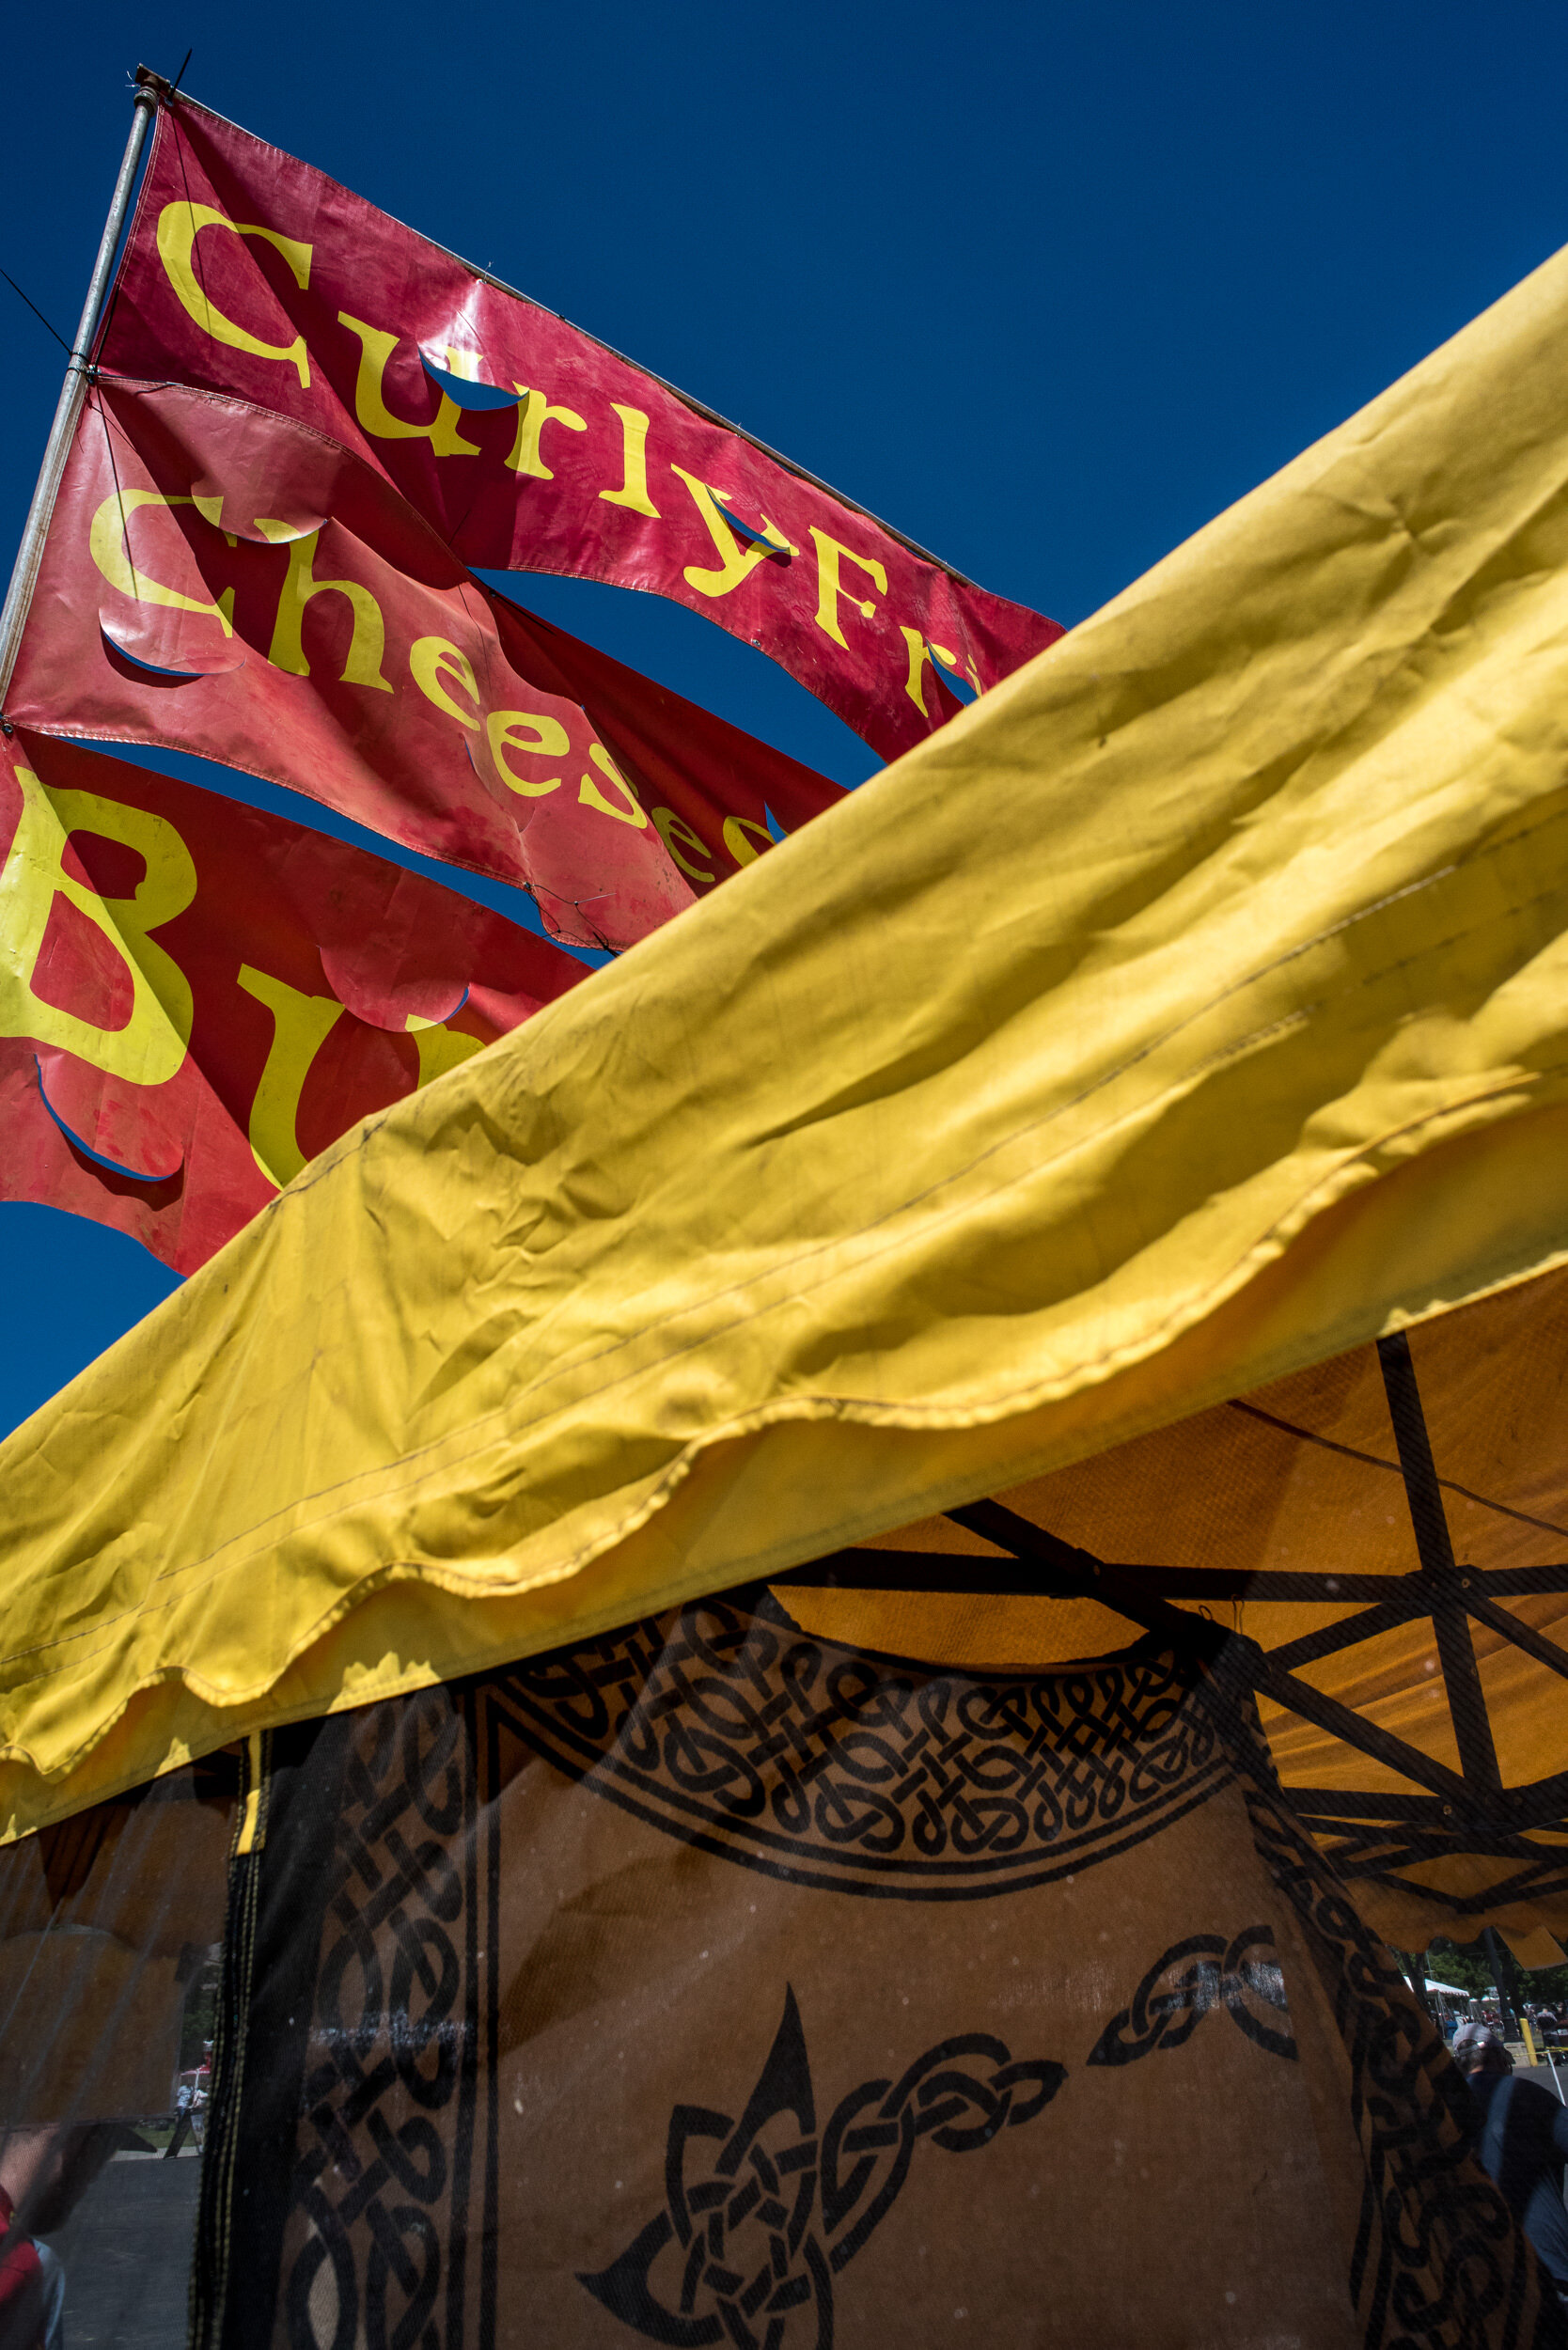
left=8, top=238, right=1568, bottom=1834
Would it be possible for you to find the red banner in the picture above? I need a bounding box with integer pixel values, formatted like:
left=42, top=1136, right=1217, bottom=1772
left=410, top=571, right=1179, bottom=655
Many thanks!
left=488, top=598, right=852, bottom=896
left=9, top=381, right=846, bottom=948
left=0, top=731, right=586, bottom=1273
left=96, top=97, right=1061, bottom=760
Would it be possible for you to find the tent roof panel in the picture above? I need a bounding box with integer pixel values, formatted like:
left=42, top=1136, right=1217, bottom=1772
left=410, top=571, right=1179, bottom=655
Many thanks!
left=6, top=231, right=1568, bottom=1862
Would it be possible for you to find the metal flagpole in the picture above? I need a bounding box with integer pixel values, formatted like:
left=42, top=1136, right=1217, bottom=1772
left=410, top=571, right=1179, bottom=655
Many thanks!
left=0, top=67, right=164, bottom=708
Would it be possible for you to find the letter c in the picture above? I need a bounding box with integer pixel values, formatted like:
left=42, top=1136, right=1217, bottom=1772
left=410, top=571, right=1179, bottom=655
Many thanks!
left=156, top=203, right=313, bottom=388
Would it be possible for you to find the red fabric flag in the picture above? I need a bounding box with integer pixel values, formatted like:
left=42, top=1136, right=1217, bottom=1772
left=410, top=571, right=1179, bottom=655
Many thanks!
left=486, top=596, right=847, bottom=892
left=0, top=731, right=586, bottom=1273
left=9, top=381, right=854, bottom=947
left=95, top=96, right=1061, bottom=761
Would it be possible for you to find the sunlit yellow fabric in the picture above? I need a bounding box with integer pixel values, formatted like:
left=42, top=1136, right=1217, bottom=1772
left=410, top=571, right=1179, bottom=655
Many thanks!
left=8, top=239, right=1568, bottom=1837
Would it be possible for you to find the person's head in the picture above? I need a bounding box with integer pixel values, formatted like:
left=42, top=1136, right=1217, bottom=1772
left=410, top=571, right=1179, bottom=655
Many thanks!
left=1458, top=2038, right=1511, bottom=2081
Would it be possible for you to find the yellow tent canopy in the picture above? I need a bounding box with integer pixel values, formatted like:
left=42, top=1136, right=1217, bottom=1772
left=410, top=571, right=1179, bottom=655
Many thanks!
left=4, top=229, right=1568, bottom=1966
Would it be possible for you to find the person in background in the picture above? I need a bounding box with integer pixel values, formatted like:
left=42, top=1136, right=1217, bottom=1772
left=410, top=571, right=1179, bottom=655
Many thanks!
left=1458, top=2037, right=1568, bottom=2306
left=0, top=2204, right=58, bottom=2350
left=0, top=2125, right=121, bottom=2350
left=1453, top=2018, right=1509, bottom=2069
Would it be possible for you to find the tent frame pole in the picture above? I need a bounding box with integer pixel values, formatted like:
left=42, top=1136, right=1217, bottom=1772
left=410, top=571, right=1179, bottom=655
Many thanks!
left=1377, top=1332, right=1504, bottom=1792
left=760, top=1336, right=1568, bottom=1943
left=0, top=68, right=164, bottom=711
left=1482, top=1924, right=1524, bottom=2040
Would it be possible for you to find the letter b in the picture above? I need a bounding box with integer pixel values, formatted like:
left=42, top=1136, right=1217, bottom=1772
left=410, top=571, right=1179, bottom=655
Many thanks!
left=0, top=767, right=196, bottom=1086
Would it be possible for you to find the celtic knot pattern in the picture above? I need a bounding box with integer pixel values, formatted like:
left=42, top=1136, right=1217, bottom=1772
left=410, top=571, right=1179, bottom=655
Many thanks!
left=1088, top=1927, right=1297, bottom=2066
left=203, top=1612, right=1566, bottom=2350
left=1243, top=1784, right=1564, bottom=2350
left=579, top=1985, right=1065, bottom=2347
left=496, top=1599, right=1229, bottom=1898
left=280, top=1689, right=478, bottom=2350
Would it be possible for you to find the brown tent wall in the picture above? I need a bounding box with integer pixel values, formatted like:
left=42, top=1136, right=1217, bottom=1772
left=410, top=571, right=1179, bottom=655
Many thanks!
left=180, top=1608, right=1561, bottom=2350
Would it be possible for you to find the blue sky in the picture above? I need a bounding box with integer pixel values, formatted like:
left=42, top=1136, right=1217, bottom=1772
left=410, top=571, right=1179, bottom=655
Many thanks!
left=4, top=0, right=1568, bottom=1434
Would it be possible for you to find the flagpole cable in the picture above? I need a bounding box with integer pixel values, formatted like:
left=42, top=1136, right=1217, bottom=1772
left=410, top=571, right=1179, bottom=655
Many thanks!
left=0, top=70, right=163, bottom=710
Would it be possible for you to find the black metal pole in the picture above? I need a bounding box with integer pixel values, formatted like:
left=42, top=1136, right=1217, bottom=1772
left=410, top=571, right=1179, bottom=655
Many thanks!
left=0, top=70, right=162, bottom=704
left=1482, top=1925, right=1522, bottom=2041
left=1378, top=1332, right=1503, bottom=1797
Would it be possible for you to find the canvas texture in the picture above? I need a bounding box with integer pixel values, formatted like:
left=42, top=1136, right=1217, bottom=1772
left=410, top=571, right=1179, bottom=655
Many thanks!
left=181, top=1601, right=1565, bottom=2350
